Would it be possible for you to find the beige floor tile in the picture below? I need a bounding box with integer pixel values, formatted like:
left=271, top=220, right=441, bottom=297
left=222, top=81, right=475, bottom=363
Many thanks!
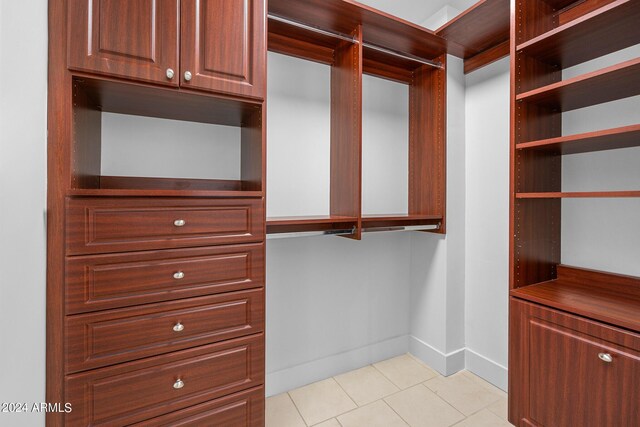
left=425, top=372, right=503, bottom=416
left=384, top=384, right=465, bottom=427
left=289, top=378, right=357, bottom=426
left=266, top=393, right=306, bottom=427
left=313, top=419, right=342, bottom=427
left=373, top=354, right=439, bottom=389
left=486, top=396, right=508, bottom=420
left=461, top=371, right=507, bottom=397
left=334, top=366, right=400, bottom=406
left=338, top=400, right=408, bottom=427
left=452, top=409, right=513, bottom=427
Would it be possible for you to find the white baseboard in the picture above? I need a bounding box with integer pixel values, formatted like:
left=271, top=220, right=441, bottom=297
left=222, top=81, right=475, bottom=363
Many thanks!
left=465, top=348, right=508, bottom=391
left=266, top=335, right=409, bottom=397
left=408, top=335, right=465, bottom=376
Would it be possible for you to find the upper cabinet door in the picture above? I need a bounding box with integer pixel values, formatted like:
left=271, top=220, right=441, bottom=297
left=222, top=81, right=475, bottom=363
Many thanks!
left=180, top=0, right=266, bottom=99
left=68, top=0, right=180, bottom=86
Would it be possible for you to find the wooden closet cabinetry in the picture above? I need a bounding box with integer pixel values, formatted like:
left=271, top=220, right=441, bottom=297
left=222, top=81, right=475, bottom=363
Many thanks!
left=510, top=299, right=640, bottom=427
left=68, top=0, right=265, bottom=99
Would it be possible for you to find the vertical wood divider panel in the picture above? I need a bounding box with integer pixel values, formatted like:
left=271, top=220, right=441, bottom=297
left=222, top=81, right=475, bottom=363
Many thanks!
left=330, top=25, right=363, bottom=240
left=409, top=55, right=447, bottom=233
left=47, top=1, right=70, bottom=424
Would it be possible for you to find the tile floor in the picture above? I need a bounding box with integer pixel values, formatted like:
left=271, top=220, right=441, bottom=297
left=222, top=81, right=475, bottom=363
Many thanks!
left=266, top=354, right=513, bottom=427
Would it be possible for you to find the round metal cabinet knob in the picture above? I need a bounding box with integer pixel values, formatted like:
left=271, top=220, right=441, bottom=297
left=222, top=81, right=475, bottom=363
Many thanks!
left=173, top=379, right=185, bottom=389
left=173, top=219, right=186, bottom=227
left=173, top=271, right=185, bottom=280
left=184, top=71, right=192, bottom=81
left=173, top=322, right=185, bottom=332
left=166, top=68, right=175, bottom=79
left=598, top=353, right=613, bottom=363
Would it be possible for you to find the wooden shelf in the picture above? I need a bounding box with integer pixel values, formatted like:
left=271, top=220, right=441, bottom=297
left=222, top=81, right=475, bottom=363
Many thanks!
left=437, top=0, right=510, bottom=59
left=516, top=124, right=640, bottom=154
left=361, top=214, right=441, bottom=229
left=268, top=0, right=446, bottom=62
left=69, top=188, right=263, bottom=198
left=511, top=265, right=640, bottom=332
left=516, top=191, right=640, bottom=199
left=517, top=0, right=640, bottom=68
left=516, top=58, right=640, bottom=111
left=266, top=215, right=358, bottom=234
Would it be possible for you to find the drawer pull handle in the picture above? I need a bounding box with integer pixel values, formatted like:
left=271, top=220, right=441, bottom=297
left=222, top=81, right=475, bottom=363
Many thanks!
left=598, top=353, right=613, bottom=363
left=173, top=219, right=186, bottom=227
left=173, top=271, right=185, bottom=280
left=173, top=322, right=184, bottom=332
left=173, top=379, right=185, bottom=389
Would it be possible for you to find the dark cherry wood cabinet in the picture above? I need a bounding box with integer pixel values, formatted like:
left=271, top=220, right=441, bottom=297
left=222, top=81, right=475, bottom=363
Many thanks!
left=67, top=0, right=180, bottom=86
left=68, top=0, right=265, bottom=99
left=509, top=0, right=640, bottom=425
left=510, top=299, right=640, bottom=427
left=180, top=0, right=266, bottom=98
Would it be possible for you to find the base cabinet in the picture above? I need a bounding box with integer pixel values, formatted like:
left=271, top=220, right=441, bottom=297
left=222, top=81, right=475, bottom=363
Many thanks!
left=509, top=299, right=640, bottom=427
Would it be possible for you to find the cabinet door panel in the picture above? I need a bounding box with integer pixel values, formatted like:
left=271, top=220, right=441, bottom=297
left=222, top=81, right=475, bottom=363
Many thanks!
left=68, top=0, right=179, bottom=86
left=181, top=0, right=265, bottom=98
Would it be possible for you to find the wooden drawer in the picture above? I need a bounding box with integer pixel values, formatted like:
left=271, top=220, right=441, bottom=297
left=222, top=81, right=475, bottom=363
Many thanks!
left=132, top=386, right=264, bottom=426
left=66, top=289, right=264, bottom=373
left=65, top=243, right=264, bottom=314
left=65, top=334, right=264, bottom=426
left=66, top=198, right=264, bottom=255
left=510, top=299, right=640, bottom=427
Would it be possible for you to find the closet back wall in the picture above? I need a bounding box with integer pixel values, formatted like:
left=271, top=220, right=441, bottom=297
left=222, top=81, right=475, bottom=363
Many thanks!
left=266, top=52, right=413, bottom=395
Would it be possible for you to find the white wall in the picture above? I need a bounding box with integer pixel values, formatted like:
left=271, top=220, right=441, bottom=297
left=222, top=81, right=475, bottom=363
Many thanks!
left=464, top=57, right=511, bottom=390
left=0, top=1, right=48, bottom=426
left=561, top=45, right=640, bottom=276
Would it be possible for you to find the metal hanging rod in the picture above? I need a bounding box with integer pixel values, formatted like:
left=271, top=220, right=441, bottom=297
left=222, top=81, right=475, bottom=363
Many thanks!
left=266, top=224, right=439, bottom=239
left=268, top=14, right=359, bottom=44
left=267, top=14, right=444, bottom=70
left=361, top=43, right=444, bottom=70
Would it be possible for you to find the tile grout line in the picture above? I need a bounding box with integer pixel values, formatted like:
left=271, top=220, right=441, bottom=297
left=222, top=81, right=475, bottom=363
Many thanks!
left=379, top=397, right=412, bottom=427
left=331, top=374, right=360, bottom=409
left=419, top=381, right=467, bottom=418
left=286, top=391, right=311, bottom=427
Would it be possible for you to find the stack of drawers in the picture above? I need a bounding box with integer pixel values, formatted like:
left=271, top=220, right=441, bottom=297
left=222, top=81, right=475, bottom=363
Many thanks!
left=63, top=197, right=265, bottom=425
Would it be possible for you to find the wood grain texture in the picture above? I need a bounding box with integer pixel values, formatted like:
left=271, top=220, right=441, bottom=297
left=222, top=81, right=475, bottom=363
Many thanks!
left=518, top=0, right=640, bottom=68
left=66, top=289, right=264, bottom=372
left=66, top=197, right=264, bottom=255
left=517, top=191, right=640, bottom=198
left=47, top=0, right=73, bottom=424
left=409, top=57, right=447, bottom=234
left=330, top=26, right=363, bottom=240
left=509, top=299, right=640, bottom=426
left=516, top=57, right=640, bottom=111
left=65, top=334, right=264, bottom=426
left=437, top=0, right=510, bottom=58
left=268, top=0, right=447, bottom=61
left=464, top=40, right=510, bottom=74
left=511, top=265, right=640, bottom=332
left=132, top=386, right=265, bottom=426
left=67, top=0, right=180, bottom=86
left=65, top=243, right=264, bottom=314
left=361, top=214, right=442, bottom=229
left=180, top=0, right=266, bottom=99
left=100, top=176, right=244, bottom=192
left=516, top=124, right=640, bottom=154
left=266, top=216, right=358, bottom=234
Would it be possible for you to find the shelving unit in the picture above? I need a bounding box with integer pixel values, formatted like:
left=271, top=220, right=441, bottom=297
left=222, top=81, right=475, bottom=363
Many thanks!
left=509, top=0, right=640, bottom=424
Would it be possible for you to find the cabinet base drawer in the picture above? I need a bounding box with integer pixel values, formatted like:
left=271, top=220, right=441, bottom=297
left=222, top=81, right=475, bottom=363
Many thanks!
left=133, top=386, right=265, bottom=426
left=66, top=289, right=264, bottom=372
left=66, top=197, right=264, bottom=255
left=65, top=334, right=264, bottom=426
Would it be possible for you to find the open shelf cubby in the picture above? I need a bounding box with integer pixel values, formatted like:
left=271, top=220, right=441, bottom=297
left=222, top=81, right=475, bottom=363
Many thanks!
left=70, top=77, right=264, bottom=197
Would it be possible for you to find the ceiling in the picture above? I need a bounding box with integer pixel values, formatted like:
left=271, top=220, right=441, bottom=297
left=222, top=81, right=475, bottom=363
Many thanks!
left=357, top=0, right=479, bottom=27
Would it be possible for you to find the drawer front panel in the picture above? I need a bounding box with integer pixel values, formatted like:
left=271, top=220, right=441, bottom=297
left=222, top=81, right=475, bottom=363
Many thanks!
left=66, top=289, right=264, bottom=372
left=66, top=243, right=264, bottom=314
left=133, top=386, right=264, bottom=426
left=65, top=334, right=264, bottom=426
left=66, top=198, right=264, bottom=254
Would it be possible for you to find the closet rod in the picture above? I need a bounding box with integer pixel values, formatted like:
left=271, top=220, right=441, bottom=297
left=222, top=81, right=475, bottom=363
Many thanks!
left=266, top=227, right=357, bottom=240
left=267, top=14, right=443, bottom=70
left=268, top=14, right=359, bottom=44
left=362, top=224, right=440, bottom=233
left=362, top=43, right=443, bottom=69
